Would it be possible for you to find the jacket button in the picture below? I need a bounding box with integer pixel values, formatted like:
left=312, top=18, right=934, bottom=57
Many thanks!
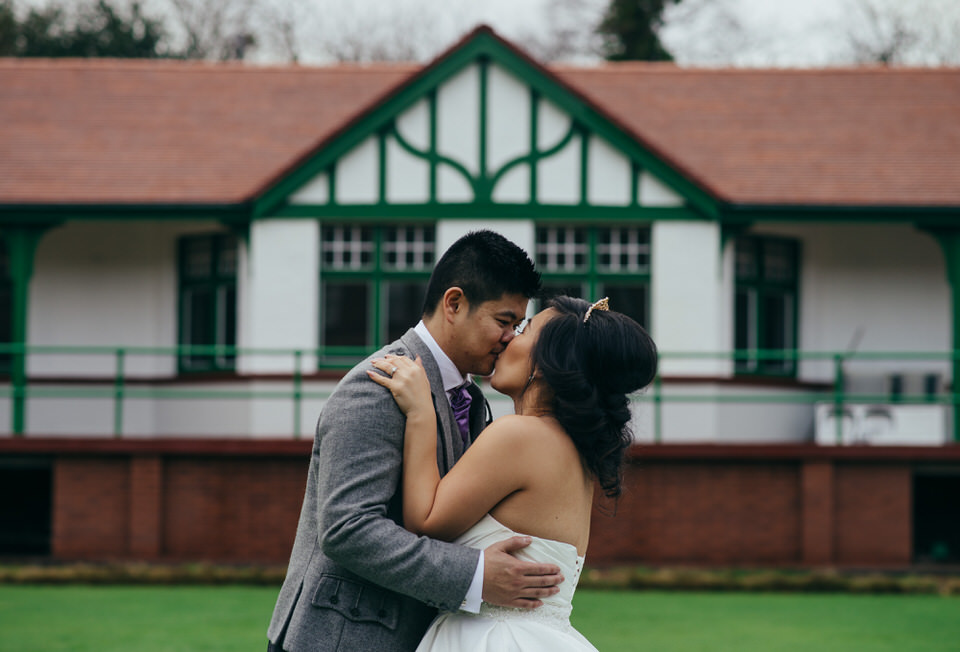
left=350, top=607, right=361, bottom=617
left=329, top=595, right=339, bottom=604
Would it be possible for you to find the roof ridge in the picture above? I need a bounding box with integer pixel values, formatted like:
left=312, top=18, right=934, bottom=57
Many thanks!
left=549, top=63, right=960, bottom=75
left=0, top=57, right=421, bottom=73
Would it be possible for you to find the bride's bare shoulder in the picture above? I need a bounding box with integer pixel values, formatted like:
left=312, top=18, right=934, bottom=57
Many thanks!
left=477, top=414, right=568, bottom=449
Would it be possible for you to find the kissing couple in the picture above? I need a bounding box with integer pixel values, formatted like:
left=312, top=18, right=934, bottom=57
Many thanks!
left=268, top=230, right=657, bottom=651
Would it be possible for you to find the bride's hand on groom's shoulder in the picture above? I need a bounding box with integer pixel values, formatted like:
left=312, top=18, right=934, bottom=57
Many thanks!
left=368, top=354, right=432, bottom=418
left=481, top=537, right=564, bottom=609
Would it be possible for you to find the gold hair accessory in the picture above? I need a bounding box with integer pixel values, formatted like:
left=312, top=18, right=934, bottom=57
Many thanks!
left=583, top=297, right=610, bottom=323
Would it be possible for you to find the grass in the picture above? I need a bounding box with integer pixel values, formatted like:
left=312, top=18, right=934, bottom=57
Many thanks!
left=571, top=590, right=960, bottom=651
left=0, top=585, right=958, bottom=651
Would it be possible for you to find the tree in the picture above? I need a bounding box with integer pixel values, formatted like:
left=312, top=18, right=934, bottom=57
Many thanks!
left=0, top=0, right=168, bottom=58
left=596, top=0, right=680, bottom=61
left=0, top=0, right=17, bottom=55
left=165, top=0, right=258, bottom=60
left=842, top=0, right=960, bottom=65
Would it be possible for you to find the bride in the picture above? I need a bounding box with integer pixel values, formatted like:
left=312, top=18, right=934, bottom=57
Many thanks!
left=368, top=296, right=657, bottom=651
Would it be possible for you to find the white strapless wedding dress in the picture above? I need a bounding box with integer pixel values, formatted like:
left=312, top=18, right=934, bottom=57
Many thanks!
left=415, top=514, right=598, bottom=652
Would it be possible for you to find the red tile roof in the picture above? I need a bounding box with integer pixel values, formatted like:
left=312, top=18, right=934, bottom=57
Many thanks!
left=1, top=56, right=958, bottom=208
left=0, top=58, right=415, bottom=204
left=558, top=65, right=960, bottom=206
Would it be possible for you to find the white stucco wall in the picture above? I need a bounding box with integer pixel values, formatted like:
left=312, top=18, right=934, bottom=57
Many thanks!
left=650, top=220, right=732, bottom=377
left=752, top=223, right=951, bottom=385
left=28, top=220, right=222, bottom=378
left=240, top=219, right=319, bottom=374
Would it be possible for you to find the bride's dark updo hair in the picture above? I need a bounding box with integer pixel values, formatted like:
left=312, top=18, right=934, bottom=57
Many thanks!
left=531, top=296, right=658, bottom=499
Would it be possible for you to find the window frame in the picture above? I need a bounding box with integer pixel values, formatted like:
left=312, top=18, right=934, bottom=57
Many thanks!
left=534, top=224, right=651, bottom=330
left=319, top=223, right=436, bottom=366
left=733, top=234, right=801, bottom=378
left=177, top=232, right=239, bottom=374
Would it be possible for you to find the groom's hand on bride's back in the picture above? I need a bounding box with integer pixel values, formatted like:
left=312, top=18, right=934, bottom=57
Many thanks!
left=481, top=536, right=563, bottom=609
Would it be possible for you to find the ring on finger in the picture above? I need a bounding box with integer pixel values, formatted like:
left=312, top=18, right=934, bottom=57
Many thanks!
left=390, top=365, right=398, bottom=375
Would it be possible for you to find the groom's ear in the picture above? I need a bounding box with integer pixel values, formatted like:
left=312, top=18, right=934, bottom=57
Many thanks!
left=441, top=287, right=467, bottom=322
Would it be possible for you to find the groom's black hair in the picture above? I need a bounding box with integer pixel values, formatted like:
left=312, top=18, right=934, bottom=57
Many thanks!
left=421, top=230, right=541, bottom=316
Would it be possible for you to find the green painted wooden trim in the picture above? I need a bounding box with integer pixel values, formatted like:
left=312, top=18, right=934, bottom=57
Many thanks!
left=1, top=225, right=55, bottom=435
left=429, top=89, right=438, bottom=201
left=328, top=162, right=338, bottom=205
left=925, top=227, right=960, bottom=442
left=0, top=204, right=251, bottom=223
left=371, top=227, right=383, bottom=345
left=579, top=128, right=589, bottom=206
left=487, top=120, right=577, bottom=197
left=251, top=28, right=722, bottom=220
left=530, top=89, right=539, bottom=202
left=389, top=122, right=476, bottom=197
left=478, top=56, right=489, bottom=197
left=271, top=203, right=696, bottom=221
left=721, top=204, right=960, bottom=225
left=378, top=128, right=388, bottom=205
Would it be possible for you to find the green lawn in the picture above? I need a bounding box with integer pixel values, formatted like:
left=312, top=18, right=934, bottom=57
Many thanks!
left=0, top=585, right=957, bottom=651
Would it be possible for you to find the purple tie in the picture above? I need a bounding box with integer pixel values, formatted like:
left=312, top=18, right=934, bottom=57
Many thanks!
left=449, top=384, right=472, bottom=446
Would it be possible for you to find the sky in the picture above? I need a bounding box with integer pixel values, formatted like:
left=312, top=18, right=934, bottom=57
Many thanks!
left=247, top=0, right=953, bottom=67
left=15, top=0, right=960, bottom=66
left=266, top=0, right=849, bottom=65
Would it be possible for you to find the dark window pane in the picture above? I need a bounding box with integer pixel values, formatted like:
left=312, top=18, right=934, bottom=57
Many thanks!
left=735, top=239, right=759, bottom=280
left=385, top=281, right=428, bottom=342
left=218, top=286, right=237, bottom=367
left=322, top=226, right=374, bottom=270
left=324, top=282, right=369, bottom=347
left=184, top=238, right=213, bottom=279
left=182, top=287, right=213, bottom=368
left=763, top=240, right=795, bottom=283
left=761, top=292, right=794, bottom=372
left=218, top=235, right=238, bottom=277
left=601, top=284, right=648, bottom=330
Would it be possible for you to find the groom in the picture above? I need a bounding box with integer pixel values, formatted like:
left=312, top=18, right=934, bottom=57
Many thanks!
left=267, top=230, right=562, bottom=651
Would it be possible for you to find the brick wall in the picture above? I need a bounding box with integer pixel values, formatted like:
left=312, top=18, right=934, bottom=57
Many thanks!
left=5, top=440, right=953, bottom=566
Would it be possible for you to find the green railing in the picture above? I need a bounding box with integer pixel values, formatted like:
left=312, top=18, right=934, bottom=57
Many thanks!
left=0, top=344, right=333, bottom=439
left=0, top=345, right=955, bottom=443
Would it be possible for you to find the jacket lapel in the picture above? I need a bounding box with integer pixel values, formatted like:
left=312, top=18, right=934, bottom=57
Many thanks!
left=400, top=329, right=460, bottom=473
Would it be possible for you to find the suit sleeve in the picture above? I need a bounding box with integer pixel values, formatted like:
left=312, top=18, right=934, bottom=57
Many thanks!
left=315, top=366, right=480, bottom=612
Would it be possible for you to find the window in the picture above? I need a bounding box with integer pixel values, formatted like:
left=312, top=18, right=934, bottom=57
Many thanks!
left=734, top=236, right=799, bottom=375
left=178, top=233, right=238, bottom=372
left=535, top=225, right=650, bottom=328
left=320, top=224, right=435, bottom=361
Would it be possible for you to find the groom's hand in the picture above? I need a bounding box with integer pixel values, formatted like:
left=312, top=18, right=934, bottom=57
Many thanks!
left=481, top=536, right=563, bottom=609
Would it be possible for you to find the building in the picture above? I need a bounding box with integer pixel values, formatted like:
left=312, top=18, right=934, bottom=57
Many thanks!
left=1, top=27, right=958, bottom=567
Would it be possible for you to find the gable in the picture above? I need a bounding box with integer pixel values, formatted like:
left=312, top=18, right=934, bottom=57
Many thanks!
left=259, top=28, right=702, bottom=220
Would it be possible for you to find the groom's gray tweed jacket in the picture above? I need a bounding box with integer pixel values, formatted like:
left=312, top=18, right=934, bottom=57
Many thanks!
left=268, top=329, right=489, bottom=651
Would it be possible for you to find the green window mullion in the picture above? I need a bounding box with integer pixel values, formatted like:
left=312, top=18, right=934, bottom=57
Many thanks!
left=328, top=163, right=338, bottom=206
left=529, top=89, right=539, bottom=205
left=579, top=129, right=589, bottom=206
left=428, top=90, right=438, bottom=202
left=478, top=56, right=489, bottom=197
left=372, top=227, right=384, bottom=346
left=587, top=227, right=599, bottom=300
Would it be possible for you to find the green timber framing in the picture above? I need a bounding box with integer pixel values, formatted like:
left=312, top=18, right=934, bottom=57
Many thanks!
left=1, top=27, right=960, bottom=440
